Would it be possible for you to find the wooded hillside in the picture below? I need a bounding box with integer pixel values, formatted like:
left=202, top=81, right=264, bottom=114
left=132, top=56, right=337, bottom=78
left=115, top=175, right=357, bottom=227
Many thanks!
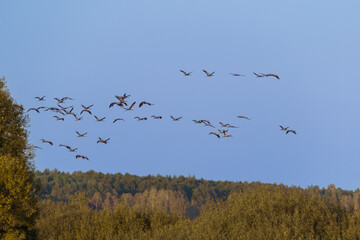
left=35, top=170, right=360, bottom=239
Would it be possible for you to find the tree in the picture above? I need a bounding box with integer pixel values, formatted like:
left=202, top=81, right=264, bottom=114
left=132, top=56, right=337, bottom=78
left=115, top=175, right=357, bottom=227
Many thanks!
left=0, top=77, right=38, bottom=239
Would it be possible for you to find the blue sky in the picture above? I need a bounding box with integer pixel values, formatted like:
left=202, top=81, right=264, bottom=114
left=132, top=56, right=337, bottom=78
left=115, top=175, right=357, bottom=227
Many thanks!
left=1, top=1, right=360, bottom=190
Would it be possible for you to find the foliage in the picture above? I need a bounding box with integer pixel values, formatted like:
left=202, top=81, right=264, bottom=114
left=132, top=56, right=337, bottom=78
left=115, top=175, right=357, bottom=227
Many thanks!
left=35, top=169, right=246, bottom=218
left=0, top=77, right=38, bottom=239
left=35, top=182, right=360, bottom=240
left=36, top=194, right=181, bottom=240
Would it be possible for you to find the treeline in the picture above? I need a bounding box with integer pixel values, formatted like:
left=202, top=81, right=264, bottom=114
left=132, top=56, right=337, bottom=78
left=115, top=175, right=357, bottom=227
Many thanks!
left=36, top=183, right=360, bottom=239
left=35, top=169, right=360, bottom=220
left=35, top=169, right=249, bottom=218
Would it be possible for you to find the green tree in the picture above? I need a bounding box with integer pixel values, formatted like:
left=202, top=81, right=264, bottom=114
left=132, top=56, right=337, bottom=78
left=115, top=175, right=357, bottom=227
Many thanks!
left=0, top=77, right=38, bottom=239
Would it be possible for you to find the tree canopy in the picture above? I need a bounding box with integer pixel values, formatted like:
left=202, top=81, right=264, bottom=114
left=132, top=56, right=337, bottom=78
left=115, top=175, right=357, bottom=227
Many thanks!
left=0, top=77, right=38, bottom=240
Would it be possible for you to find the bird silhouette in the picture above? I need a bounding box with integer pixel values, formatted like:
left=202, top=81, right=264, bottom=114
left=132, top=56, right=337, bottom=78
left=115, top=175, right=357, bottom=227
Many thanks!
left=180, top=70, right=192, bottom=76
left=81, top=104, right=94, bottom=110
left=63, top=107, right=74, bottom=115
left=171, top=116, right=182, bottom=121
left=71, top=113, right=82, bottom=121
left=193, top=120, right=204, bottom=124
left=97, top=137, right=110, bottom=144
left=109, top=102, right=126, bottom=108
left=113, top=118, right=124, bottom=123
left=134, top=117, right=147, bottom=121
left=253, top=72, right=264, bottom=78
left=53, top=116, right=64, bottom=121
left=125, top=102, right=136, bottom=111
left=280, top=125, right=289, bottom=131
left=139, top=101, right=153, bottom=108
left=262, top=73, right=280, bottom=80
left=203, top=70, right=215, bottom=77
left=209, top=132, right=220, bottom=138
left=35, top=96, right=46, bottom=101
left=59, top=144, right=70, bottom=149
left=61, top=97, right=74, bottom=101
left=41, top=139, right=53, bottom=145
left=229, top=73, right=245, bottom=77
left=54, top=98, right=65, bottom=103
left=80, top=109, right=92, bottom=115
left=237, top=116, right=250, bottom=120
left=27, top=108, right=41, bottom=113
left=94, top=116, right=106, bottom=122
left=76, top=131, right=87, bottom=137
left=76, top=155, right=89, bottom=160
left=286, top=130, right=296, bottom=135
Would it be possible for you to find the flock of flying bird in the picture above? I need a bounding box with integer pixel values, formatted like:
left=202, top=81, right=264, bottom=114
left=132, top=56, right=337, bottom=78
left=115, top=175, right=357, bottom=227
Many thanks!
left=29, top=70, right=296, bottom=161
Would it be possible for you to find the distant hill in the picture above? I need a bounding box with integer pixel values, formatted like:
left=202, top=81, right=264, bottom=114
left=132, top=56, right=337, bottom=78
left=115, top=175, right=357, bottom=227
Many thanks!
left=35, top=169, right=359, bottom=219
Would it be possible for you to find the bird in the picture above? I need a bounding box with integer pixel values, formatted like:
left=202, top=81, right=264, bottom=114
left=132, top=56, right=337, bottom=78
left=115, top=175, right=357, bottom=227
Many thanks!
left=286, top=130, right=296, bottom=135
left=60, top=97, right=74, bottom=101
left=218, top=129, right=232, bottom=137
left=54, top=98, right=65, bottom=104
left=27, top=108, right=41, bottom=113
left=151, top=116, right=162, bottom=119
left=57, top=104, right=73, bottom=110
left=54, top=109, right=65, bottom=115
left=262, top=73, right=280, bottom=80
left=180, top=70, right=192, bottom=76
left=219, top=122, right=228, bottom=128
left=68, top=147, right=78, bottom=152
left=218, top=129, right=228, bottom=135
left=81, top=104, right=94, bottom=110
left=59, top=144, right=71, bottom=149
left=76, top=155, right=89, bottom=160
left=134, top=117, right=147, bottom=121
left=219, top=122, right=238, bottom=128
left=171, top=116, right=182, bottom=121
left=109, top=102, right=126, bottom=108
left=63, top=107, right=74, bottom=115
left=203, top=70, right=215, bottom=77
left=76, top=131, right=87, bottom=137
left=204, top=122, right=215, bottom=128
left=125, top=102, right=136, bottom=111
left=35, top=96, right=46, bottom=101
left=113, top=118, right=124, bottom=123
left=193, top=120, right=204, bottom=124
left=280, top=125, right=289, bottom=131
left=80, top=109, right=92, bottom=115
left=253, top=72, right=264, bottom=78
left=202, top=120, right=211, bottom=125
left=237, top=116, right=250, bottom=120
left=32, top=145, right=42, bottom=150
left=45, top=107, right=60, bottom=112
left=116, top=93, right=131, bottom=101
left=202, top=120, right=215, bottom=128
left=41, top=139, right=53, bottom=145
left=59, top=145, right=77, bottom=153
left=229, top=73, right=245, bottom=77
left=71, top=113, right=82, bottom=121
left=97, top=137, right=110, bottom=144
left=94, top=115, right=106, bottom=122
left=139, top=101, right=153, bottom=108
left=209, top=132, right=220, bottom=138
left=53, top=116, right=64, bottom=121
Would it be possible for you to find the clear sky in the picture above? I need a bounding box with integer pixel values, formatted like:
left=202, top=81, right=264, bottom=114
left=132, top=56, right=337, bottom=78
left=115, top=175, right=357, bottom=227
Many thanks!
left=1, top=1, right=360, bottom=190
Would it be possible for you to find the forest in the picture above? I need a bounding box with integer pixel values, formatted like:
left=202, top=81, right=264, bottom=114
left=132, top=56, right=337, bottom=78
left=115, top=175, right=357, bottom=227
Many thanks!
left=34, top=170, right=360, bottom=239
